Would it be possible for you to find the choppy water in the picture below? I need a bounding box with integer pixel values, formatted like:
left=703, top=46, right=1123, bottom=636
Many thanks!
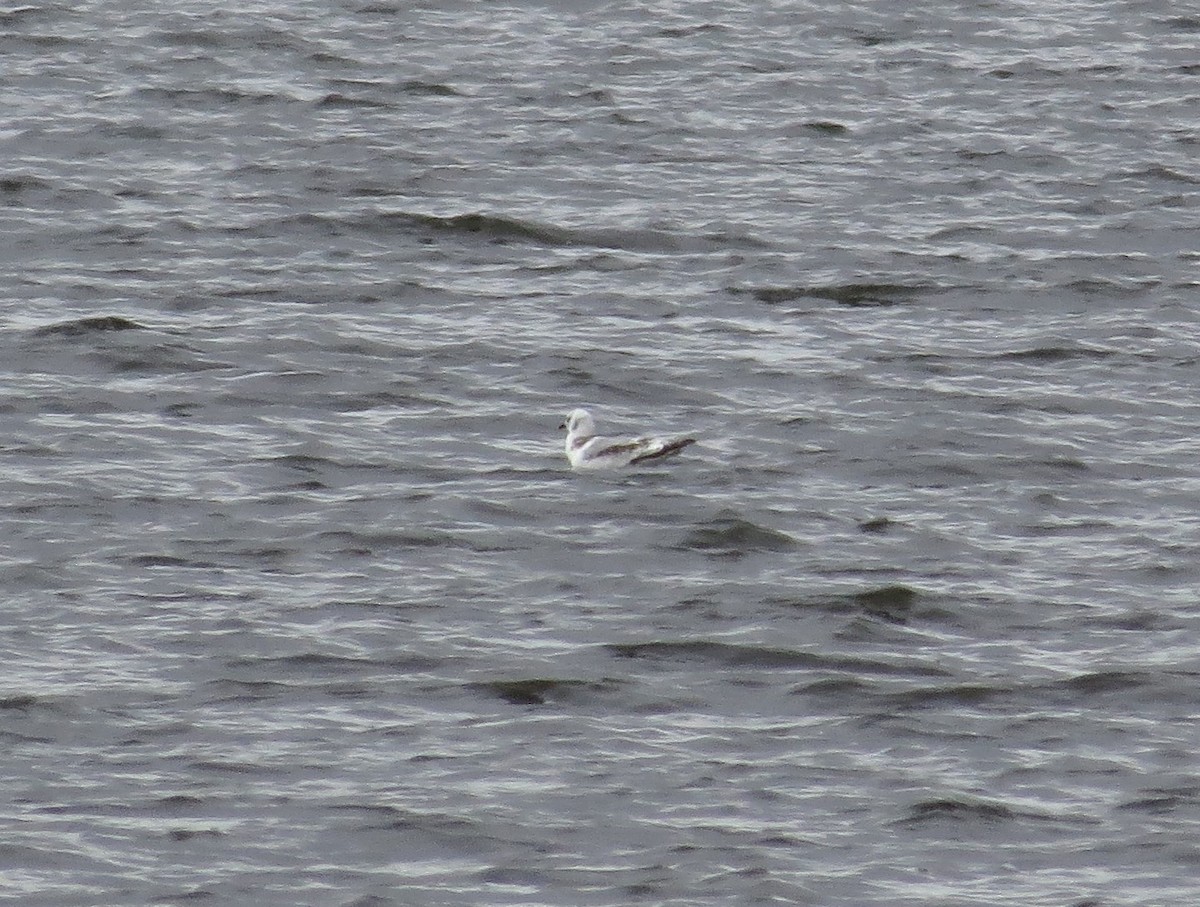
left=3, top=1, right=1199, bottom=905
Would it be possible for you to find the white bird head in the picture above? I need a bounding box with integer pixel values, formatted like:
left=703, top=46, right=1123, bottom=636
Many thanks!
left=560, top=408, right=596, bottom=439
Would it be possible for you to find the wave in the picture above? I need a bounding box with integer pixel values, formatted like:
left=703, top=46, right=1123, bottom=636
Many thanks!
left=891, top=795, right=1093, bottom=829
left=31, top=315, right=147, bottom=337
left=672, top=513, right=799, bottom=556
left=470, top=678, right=621, bottom=706
left=363, top=210, right=768, bottom=253
left=26, top=315, right=226, bottom=375
left=737, top=281, right=938, bottom=307
left=605, top=640, right=950, bottom=678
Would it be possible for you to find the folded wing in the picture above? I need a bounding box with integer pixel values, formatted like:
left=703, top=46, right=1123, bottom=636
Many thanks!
left=580, top=435, right=696, bottom=467
left=630, top=437, right=696, bottom=464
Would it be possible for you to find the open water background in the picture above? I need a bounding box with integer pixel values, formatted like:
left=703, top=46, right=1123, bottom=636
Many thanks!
left=2, top=1, right=1199, bottom=904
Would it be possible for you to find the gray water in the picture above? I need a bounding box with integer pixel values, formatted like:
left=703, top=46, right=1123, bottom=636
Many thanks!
left=2, top=1, right=1199, bottom=905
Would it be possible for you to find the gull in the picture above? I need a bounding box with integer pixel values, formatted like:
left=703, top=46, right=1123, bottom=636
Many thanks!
left=559, top=408, right=697, bottom=470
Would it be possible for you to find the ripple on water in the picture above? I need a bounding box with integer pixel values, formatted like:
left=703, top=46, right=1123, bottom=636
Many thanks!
left=2, top=2, right=1198, bottom=906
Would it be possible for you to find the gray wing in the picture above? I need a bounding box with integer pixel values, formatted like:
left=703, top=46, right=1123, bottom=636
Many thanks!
left=629, top=437, right=696, bottom=464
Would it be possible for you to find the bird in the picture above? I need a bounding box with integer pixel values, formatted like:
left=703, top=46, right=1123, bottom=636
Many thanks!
left=559, top=408, right=696, bottom=470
